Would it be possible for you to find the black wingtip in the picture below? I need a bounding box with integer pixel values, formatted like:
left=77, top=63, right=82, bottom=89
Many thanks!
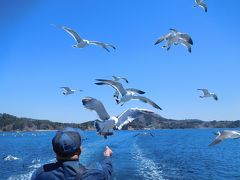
left=95, top=82, right=104, bottom=85
left=95, top=79, right=106, bottom=81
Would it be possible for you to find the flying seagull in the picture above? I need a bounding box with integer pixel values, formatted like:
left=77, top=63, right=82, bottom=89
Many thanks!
left=82, top=97, right=155, bottom=139
left=155, top=28, right=193, bottom=53
left=133, top=132, right=154, bottom=137
left=163, top=36, right=192, bottom=53
left=197, top=89, right=218, bottom=101
left=60, top=87, right=82, bottom=96
left=194, top=0, right=207, bottom=12
left=112, top=76, right=129, bottom=83
left=53, top=25, right=116, bottom=52
left=113, top=88, right=145, bottom=99
left=209, top=130, right=240, bottom=146
left=169, top=28, right=193, bottom=45
left=95, top=79, right=162, bottom=110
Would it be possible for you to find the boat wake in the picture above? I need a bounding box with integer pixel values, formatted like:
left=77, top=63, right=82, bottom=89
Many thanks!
left=132, top=143, right=165, bottom=180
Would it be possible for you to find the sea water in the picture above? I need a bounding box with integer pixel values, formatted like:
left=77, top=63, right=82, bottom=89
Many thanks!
left=0, top=129, right=240, bottom=180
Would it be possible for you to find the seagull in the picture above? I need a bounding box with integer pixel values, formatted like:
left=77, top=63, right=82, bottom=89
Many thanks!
left=60, top=87, right=82, bottom=96
left=169, top=28, right=193, bottom=45
left=197, top=89, right=218, bottom=101
left=154, top=32, right=175, bottom=46
left=112, top=76, right=129, bottom=83
left=163, top=37, right=192, bottom=53
left=194, top=0, right=207, bottom=12
left=95, top=79, right=162, bottom=110
left=155, top=28, right=193, bottom=53
left=53, top=25, right=116, bottom=52
left=133, top=132, right=154, bottom=137
left=113, top=88, right=145, bottom=99
left=82, top=97, right=155, bottom=139
left=209, top=130, right=240, bottom=146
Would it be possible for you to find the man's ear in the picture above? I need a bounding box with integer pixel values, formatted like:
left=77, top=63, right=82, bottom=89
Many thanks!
left=79, top=146, right=82, bottom=155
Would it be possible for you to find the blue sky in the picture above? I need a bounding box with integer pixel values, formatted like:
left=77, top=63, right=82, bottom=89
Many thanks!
left=1, top=0, right=240, bottom=123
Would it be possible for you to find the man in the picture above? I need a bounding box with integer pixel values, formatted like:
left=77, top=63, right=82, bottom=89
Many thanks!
left=31, top=127, right=113, bottom=180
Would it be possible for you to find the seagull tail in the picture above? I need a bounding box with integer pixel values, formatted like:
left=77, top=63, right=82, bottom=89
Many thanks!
left=94, top=121, right=103, bottom=133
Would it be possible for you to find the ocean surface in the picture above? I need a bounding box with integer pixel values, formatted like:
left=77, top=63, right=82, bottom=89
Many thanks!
left=0, top=129, right=240, bottom=180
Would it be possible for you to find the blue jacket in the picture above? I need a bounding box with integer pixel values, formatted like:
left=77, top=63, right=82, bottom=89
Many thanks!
left=31, top=158, right=112, bottom=180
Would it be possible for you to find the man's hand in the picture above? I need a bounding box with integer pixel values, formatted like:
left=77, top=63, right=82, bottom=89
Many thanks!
left=103, top=146, right=113, bottom=157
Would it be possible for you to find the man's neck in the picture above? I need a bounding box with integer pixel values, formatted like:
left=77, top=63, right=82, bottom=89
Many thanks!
left=57, top=155, right=79, bottom=161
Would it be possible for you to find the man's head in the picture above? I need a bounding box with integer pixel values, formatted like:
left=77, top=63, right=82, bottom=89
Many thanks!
left=52, top=128, right=82, bottom=160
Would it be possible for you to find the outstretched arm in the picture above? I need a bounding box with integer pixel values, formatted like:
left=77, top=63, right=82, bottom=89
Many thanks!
left=101, top=146, right=113, bottom=179
left=82, top=146, right=113, bottom=180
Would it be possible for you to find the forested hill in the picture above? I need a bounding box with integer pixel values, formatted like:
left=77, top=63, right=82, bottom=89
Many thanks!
left=0, top=113, right=95, bottom=131
left=0, top=113, right=240, bottom=132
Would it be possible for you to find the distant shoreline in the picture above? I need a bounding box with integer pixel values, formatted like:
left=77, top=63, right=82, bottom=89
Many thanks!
left=1, top=113, right=240, bottom=132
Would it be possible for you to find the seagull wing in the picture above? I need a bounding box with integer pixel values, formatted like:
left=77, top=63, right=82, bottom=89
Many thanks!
left=112, top=76, right=128, bottom=83
left=120, top=77, right=128, bottom=83
left=132, top=95, right=162, bottom=110
left=60, top=87, right=71, bottom=92
left=126, top=88, right=145, bottom=94
left=208, top=138, right=222, bottom=146
left=195, top=0, right=201, bottom=4
left=200, top=2, right=207, bottom=12
left=116, top=108, right=154, bottom=129
left=169, top=28, right=193, bottom=45
left=150, top=132, right=154, bottom=137
left=95, top=79, right=127, bottom=96
left=82, top=97, right=110, bottom=121
left=112, top=76, right=118, bottom=81
left=169, top=28, right=178, bottom=33
left=231, top=131, right=240, bottom=138
left=89, top=41, right=116, bottom=51
left=197, top=89, right=210, bottom=96
left=178, top=39, right=192, bottom=53
left=62, top=26, right=84, bottom=43
left=221, top=130, right=239, bottom=139
left=212, top=94, right=218, bottom=101
left=155, top=33, right=173, bottom=45
left=178, top=33, right=193, bottom=45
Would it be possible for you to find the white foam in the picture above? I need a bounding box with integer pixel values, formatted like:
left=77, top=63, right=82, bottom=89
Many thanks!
left=132, top=143, right=165, bottom=180
left=3, top=155, right=20, bottom=161
left=8, top=171, right=34, bottom=180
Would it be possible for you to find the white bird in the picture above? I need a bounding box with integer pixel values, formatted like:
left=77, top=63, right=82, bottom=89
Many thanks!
left=82, top=97, right=155, bottom=139
left=113, top=88, right=145, bottom=99
left=155, top=28, right=193, bottom=53
left=60, top=87, right=82, bottom=96
left=95, top=79, right=162, bottom=110
left=209, top=130, right=240, bottom=146
left=53, top=25, right=116, bottom=52
left=197, top=89, right=218, bottom=101
left=163, top=36, right=192, bottom=53
left=133, top=132, right=154, bottom=137
left=112, top=76, right=129, bottom=83
left=169, top=28, right=193, bottom=45
left=154, top=32, right=175, bottom=46
left=194, top=0, right=207, bottom=12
